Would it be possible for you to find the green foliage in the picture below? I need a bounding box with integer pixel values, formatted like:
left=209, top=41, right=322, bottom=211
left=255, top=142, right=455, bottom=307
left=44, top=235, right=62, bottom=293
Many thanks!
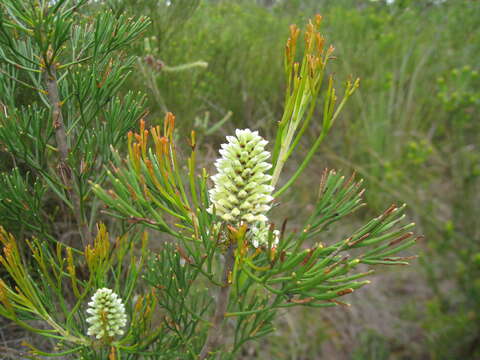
left=0, top=0, right=149, bottom=245
left=0, top=2, right=419, bottom=358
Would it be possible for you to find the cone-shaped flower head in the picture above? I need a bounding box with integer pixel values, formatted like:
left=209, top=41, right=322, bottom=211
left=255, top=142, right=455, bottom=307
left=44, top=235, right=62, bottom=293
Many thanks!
left=209, top=129, right=274, bottom=224
left=86, top=288, right=127, bottom=340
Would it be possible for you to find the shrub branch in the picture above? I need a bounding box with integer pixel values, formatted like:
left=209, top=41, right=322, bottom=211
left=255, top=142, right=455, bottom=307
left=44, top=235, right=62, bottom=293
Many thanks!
left=199, top=244, right=235, bottom=359
left=44, top=63, right=92, bottom=245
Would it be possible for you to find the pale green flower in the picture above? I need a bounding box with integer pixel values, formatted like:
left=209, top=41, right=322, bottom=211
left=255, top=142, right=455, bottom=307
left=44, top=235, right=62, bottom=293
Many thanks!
left=86, top=288, right=127, bottom=340
left=249, top=223, right=280, bottom=248
left=208, top=129, right=274, bottom=224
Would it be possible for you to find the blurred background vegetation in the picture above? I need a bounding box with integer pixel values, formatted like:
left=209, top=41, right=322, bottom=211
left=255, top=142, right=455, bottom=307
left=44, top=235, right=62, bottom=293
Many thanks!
left=4, top=0, right=479, bottom=358
left=113, top=0, right=480, bottom=358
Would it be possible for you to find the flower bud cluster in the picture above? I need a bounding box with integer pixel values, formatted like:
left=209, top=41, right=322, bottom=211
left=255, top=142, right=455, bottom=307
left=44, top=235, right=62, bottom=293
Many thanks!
left=208, top=129, right=274, bottom=224
left=86, top=288, right=127, bottom=340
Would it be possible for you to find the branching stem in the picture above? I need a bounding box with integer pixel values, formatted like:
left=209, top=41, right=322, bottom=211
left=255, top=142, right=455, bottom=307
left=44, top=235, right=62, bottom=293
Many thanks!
left=199, top=245, right=235, bottom=359
left=44, top=63, right=92, bottom=245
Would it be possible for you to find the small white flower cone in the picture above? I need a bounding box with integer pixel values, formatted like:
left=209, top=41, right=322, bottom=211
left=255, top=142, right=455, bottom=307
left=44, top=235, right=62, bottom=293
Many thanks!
left=209, top=129, right=280, bottom=248
left=208, top=129, right=274, bottom=224
left=86, top=288, right=127, bottom=340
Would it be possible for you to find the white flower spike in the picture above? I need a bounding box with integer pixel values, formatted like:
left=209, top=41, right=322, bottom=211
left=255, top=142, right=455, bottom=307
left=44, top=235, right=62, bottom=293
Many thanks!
left=86, top=288, right=127, bottom=340
left=208, top=129, right=274, bottom=224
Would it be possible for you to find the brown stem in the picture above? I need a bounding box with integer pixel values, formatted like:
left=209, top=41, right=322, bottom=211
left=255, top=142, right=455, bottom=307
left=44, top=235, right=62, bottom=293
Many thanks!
left=45, top=66, right=68, bottom=162
left=199, top=245, right=235, bottom=360
left=44, top=63, right=92, bottom=245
